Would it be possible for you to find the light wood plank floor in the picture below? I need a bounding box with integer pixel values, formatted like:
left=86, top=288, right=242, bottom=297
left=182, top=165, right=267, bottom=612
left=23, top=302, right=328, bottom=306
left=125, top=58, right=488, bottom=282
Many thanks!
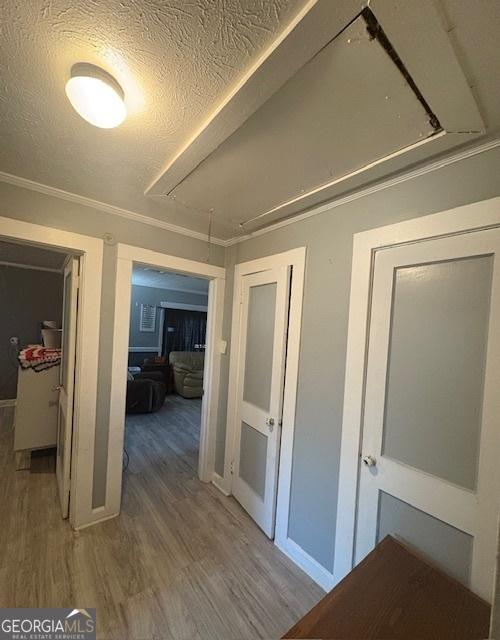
left=0, top=398, right=323, bottom=639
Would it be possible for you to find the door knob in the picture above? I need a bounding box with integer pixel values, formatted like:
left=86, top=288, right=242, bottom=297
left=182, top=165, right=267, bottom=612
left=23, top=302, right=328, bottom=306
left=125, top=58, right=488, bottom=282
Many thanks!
left=266, top=417, right=275, bottom=431
left=52, top=384, right=63, bottom=392
left=362, top=454, right=376, bottom=467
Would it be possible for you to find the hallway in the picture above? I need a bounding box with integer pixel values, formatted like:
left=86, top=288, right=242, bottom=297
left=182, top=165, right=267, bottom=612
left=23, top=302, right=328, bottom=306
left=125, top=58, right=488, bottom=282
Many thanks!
left=0, top=403, right=322, bottom=639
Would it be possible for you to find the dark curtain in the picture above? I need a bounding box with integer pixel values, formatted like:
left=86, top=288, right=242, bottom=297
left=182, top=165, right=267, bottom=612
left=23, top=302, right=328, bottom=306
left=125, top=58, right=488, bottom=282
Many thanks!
left=162, top=309, right=207, bottom=358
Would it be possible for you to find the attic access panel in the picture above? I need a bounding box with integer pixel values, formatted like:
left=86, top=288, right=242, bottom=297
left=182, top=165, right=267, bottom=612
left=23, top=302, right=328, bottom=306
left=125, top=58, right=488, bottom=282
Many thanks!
left=171, top=12, right=439, bottom=228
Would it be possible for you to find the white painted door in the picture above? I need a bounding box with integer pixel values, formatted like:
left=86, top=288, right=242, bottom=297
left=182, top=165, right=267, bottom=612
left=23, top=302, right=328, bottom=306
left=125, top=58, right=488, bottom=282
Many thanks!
left=355, top=228, right=500, bottom=602
left=232, top=266, right=290, bottom=537
left=56, top=257, right=79, bottom=518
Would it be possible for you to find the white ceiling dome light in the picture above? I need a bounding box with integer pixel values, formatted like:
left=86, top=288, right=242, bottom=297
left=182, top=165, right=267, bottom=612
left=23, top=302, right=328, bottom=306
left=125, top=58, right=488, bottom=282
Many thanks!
left=65, top=63, right=127, bottom=129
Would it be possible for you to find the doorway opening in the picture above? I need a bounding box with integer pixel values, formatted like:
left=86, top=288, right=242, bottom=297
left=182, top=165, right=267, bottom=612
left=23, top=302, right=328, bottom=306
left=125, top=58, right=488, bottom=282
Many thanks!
left=0, top=238, right=79, bottom=521
left=106, top=243, right=225, bottom=520
left=124, top=266, right=210, bottom=494
left=0, top=215, right=102, bottom=530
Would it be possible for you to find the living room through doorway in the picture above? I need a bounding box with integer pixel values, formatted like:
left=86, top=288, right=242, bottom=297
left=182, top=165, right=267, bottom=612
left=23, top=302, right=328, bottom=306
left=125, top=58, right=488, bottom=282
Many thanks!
left=124, top=266, right=209, bottom=492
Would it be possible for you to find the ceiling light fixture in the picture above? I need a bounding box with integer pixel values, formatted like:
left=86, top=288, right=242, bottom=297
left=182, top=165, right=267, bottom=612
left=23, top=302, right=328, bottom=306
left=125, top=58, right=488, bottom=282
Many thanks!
left=65, top=63, right=127, bottom=129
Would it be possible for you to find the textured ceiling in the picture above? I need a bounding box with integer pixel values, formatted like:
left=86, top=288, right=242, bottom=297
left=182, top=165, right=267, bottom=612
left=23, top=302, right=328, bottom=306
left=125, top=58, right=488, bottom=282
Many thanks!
left=132, top=265, right=209, bottom=293
left=0, top=239, right=67, bottom=270
left=0, top=0, right=307, bottom=239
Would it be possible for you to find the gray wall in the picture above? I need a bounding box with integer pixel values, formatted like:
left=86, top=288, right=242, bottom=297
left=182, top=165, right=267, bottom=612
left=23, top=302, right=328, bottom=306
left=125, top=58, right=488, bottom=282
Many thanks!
left=215, top=143, right=500, bottom=572
left=129, top=284, right=208, bottom=350
left=0, top=180, right=224, bottom=508
left=0, top=265, right=63, bottom=399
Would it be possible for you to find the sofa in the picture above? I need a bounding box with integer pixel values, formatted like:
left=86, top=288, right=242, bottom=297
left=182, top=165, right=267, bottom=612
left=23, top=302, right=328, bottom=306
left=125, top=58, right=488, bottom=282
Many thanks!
left=126, top=370, right=166, bottom=414
left=169, top=351, right=205, bottom=398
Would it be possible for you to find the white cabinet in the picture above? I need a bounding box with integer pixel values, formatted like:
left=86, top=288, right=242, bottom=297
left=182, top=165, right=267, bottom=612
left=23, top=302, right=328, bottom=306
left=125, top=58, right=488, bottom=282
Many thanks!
left=14, top=366, right=59, bottom=453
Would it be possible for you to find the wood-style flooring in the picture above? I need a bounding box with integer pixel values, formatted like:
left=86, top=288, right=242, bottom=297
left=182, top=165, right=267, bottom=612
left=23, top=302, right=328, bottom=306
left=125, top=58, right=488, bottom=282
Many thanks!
left=0, top=397, right=323, bottom=639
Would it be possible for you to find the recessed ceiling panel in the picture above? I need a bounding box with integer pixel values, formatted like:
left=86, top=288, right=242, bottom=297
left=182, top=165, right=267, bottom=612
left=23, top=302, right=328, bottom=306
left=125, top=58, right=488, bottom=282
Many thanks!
left=172, top=14, right=436, bottom=226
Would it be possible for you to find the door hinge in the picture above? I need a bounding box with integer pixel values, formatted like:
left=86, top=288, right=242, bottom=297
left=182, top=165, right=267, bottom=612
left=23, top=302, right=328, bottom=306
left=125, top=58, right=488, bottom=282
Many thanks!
left=230, top=460, right=235, bottom=475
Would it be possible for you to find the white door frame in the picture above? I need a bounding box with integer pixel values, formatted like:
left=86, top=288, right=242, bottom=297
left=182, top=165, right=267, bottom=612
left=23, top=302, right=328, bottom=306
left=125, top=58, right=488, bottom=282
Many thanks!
left=334, top=195, right=500, bottom=588
left=222, top=248, right=308, bottom=563
left=107, top=243, right=225, bottom=518
left=0, top=215, right=103, bottom=529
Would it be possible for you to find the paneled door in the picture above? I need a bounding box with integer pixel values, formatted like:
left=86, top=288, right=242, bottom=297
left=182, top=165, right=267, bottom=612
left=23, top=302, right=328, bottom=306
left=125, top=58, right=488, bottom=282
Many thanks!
left=56, top=256, right=79, bottom=518
left=355, top=228, right=500, bottom=601
left=232, top=265, right=290, bottom=537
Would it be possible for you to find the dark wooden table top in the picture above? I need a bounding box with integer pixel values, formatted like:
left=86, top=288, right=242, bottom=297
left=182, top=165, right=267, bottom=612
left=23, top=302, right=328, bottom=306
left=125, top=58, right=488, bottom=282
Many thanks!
left=283, top=536, right=490, bottom=640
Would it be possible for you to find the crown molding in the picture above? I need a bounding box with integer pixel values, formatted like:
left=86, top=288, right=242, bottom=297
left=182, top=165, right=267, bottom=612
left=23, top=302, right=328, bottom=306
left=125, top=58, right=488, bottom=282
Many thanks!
left=224, top=136, right=500, bottom=246
left=159, top=301, right=208, bottom=312
left=0, top=171, right=227, bottom=247
left=131, top=280, right=208, bottom=296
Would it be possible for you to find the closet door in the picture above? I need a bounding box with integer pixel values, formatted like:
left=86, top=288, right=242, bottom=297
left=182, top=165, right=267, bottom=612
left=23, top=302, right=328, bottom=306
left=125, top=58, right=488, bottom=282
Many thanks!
left=232, top=266, right=290, bottom=537
left=355, top=228, right=500, bottom=601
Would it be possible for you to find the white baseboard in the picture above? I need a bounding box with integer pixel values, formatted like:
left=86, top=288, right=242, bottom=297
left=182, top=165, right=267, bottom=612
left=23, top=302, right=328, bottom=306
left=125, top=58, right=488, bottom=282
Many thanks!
left=211, top=468, right=336, bottom=592
left=275, top=535, right=337, bottom=593
left=0, top=398, right=16, bottom=407
left=73, top=511, right=120, bottom=531
left=212, top=472, right=231, bottom=496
